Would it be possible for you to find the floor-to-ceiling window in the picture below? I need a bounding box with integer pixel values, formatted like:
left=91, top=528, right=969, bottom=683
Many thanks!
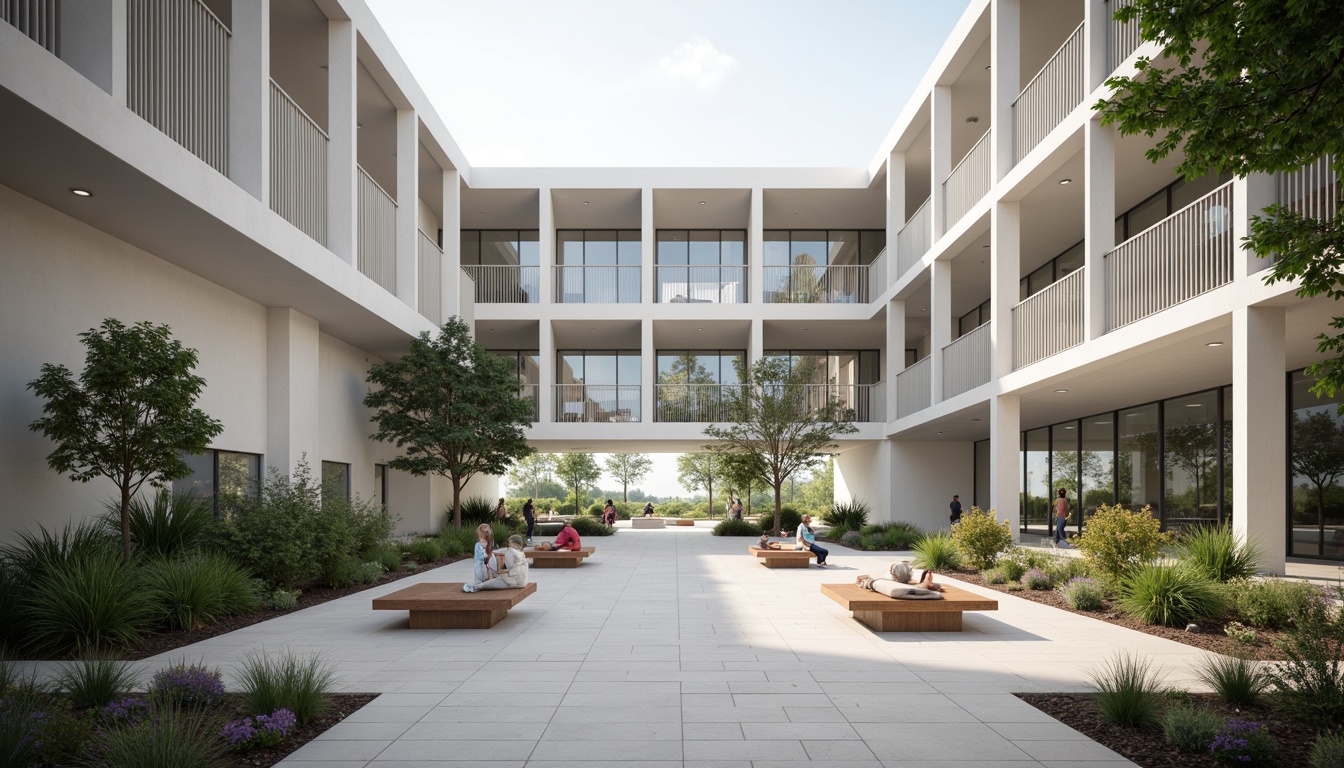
left=1023, top=428, right=1051, bottom=532
left=1289, top=369, right=1344, bottom=558
left=656, top=230, right=746, bottom=303
left=766, top=350, right=880, bottom=421
left=762, top=230, right=885, bottom=303
left=556, top=350, right=641, bottom=422
left=557, top=230, right=641, bottom=303
left=493, top=350, right=541, bottom=422
left=1163, top=390, right=1221, bottom=530
left=1051, top=422, right=1080, bottom=534
left=461, top=230, right=540, bottom=303
left=1080, top=414, right=1115, bottom=523
left=655, top=350, right=744, bottom=421
left=1117, top=403, right=1161, bottom=514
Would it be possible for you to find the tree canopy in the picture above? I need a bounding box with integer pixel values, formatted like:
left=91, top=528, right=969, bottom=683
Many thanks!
left=507, top=453, right=557, bottom=500
left=554, top=453, right=601, bottom=515
left=27, top=318, right=223, bottom=557
left=676, top=453, right=724, bottom=517
left=364, top=317, right=535, bottom=527
left=604, top=453, right=652, bottom=502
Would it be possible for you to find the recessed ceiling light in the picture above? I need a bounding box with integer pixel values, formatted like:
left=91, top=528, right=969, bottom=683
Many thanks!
left=965, top=116, right=980, bottom=124
left=1206, top=341, right=1224, bottom=347
left=921, top=308, right=927, bottom=312
left=1064, top=425, right=1074, bottom=430
left=583, top=201, right=590, bottom=205
left=1055, top=389, right=1068, bottom=393
left=588, top=327, right=595, bottom=331
left=937, top=431, right=945, bottom=434
left=1059, top=178, right=1073, bottom=185
left=699, top=201, right=706, bottom=205
left=697, top=328, right=704, bottom=331
left=982, top=244, right=991, bottom=249
left=70, top=188, right=92, bottom=197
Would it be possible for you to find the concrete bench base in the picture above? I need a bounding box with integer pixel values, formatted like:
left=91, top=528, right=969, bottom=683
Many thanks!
left=372, top=582, right=536, bottom=629
left=748, top=546, right=815, bottom=568
left=631, top=518, right=665, bottom=529
left=525, top=546, right=594, bottom=568
left=820, top=583, right=997, bottom=632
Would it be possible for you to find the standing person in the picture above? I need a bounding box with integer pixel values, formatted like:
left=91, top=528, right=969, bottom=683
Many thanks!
left=522, top=498, right=536, bottom=544
left=949, top=495, right=963, bottom=526
left=603, top=499, right=617, bottom=526
left=1053, top=489, right=1070, bottom=545
left=796, top=514, right=829, bottom=567
left=464, top=535, right=529, bottom=592
left=495, top=497, right=508, bottom=521
left=731, top=497, right=744, bottom=521
left=472, top=523, right=495, bottom=583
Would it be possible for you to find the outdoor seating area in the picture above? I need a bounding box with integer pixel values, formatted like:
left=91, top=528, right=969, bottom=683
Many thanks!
left=821, top=582, right=999, bottom=632
left=524, top=545, right=595, bottom=568
left=631, top=517, right=665, bottom=529
left=371, top=581, right=537, bottom=628
left=748, top=544, right=817, bottom=568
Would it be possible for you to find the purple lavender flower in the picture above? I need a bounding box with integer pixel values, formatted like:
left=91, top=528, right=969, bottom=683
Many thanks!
left=101, top=697, right=152, bottom=728
left=220, top=708, right=299, bottom=751
left=1209, top=719, right=1276, bottom=766
left=149, top=663, right=225, bottom=707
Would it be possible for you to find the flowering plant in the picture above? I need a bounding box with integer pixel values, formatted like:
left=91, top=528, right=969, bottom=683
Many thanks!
left=220, top=708, right=298, bottom=750
left=1209, top=719, right=1276, bottom=766
left=149, top=663, right=225, bottom=708
left=101, top=697, right=152, bottom=728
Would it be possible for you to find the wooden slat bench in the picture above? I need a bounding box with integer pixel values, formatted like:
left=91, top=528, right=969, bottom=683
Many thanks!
left=524, top=546, right=594, bottom=568
left=372, top=582, right=536, bottom=629
left=631, top=518, right=665, bottom=529
left=821, top=583, right=997, bottom=632
left=748, top=545, right=816, bottom=568
left=665, top=518, right=695, bottom=526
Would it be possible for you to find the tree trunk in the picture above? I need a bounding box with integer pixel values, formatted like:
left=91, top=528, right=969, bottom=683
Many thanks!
left=707, top=476, right=714, bottom=518
left=452, top=479, right=463, bottom=528
left=1319, top=484, right=1327, bottom=553
left=573, top=482, right=581, bottom=515
left=119, top=485, right=132, bottom=559
left=622, top=481, right=628, bottom=503
left=772, top=483, right=783, bottom=537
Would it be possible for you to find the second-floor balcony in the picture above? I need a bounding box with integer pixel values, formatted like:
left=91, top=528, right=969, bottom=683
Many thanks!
left=555, top=383, right=640, bottom=422
left=555, top=265, right=641, bottom=304
left=942, top=322, right=992, bottom=399
left=944, top=128, right=993, bottom=231
left=896, top=197, right=933, bottom=278
left=461, top=265, right=539, bottom=303
left=1013, top=21, right=1084, bottom=162
left=1013, top=267, right=1085, bottom=369
left=763, top=265, right=869, bottom=304
left=655, top=384, right=740, bottom=422
left=895, top=357, right=931, bottom=419
left=655, top=265, right=746, bottom=303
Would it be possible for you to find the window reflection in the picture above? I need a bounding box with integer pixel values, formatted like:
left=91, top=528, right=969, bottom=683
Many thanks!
left=1290, top=370, right=1344, bottom=557
left=1163, top=391, right=1221, bottom=530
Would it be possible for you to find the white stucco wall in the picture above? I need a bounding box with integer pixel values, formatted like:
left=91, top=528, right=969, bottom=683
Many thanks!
left=840, top=439, right=975, bottom=534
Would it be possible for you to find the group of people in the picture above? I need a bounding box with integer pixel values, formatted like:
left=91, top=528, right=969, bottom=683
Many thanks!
left=724, top=496, right=744, bottom=520
left=757, top=513, right=830, bottom=566
left=463, top=517, right=584, bottom=593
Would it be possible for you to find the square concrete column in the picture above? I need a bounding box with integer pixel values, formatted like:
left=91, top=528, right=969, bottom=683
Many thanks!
left=749, top=318, right=763, bottom=366
left=1084, top=118, right=1115, bottom=340
left=394, top=108, right=418, bottom=305
left=990, top=200, right=1021, bottom=378
left=641, top=318, right=655, bottom=425
left=749, top=188, right=764, bottom=305
left=440, top=168, right=461, bottom=322
left=887, top=151, right=906, bottom=287
left=930, top=259, right=953, bottom=402
left=1232, top=305, right=1287, bottom=572
left=538, top=321, right=555, bottom=424
left=641, top=187, right=654, bottom=305
left=266, top=308, right=321, bottom=476
left=228, top=0, right=269, bottom=202
left=990, top=393, right=1022, bottom=533
left=886, top=299, right=906, bottom=421
left=1084, top=0, right=1111, bottom=90
left=327, top=20, right=358, bottom=264
left=990, top=0, right=1020, bottom=179
left=931, top=86, right=952, bottom=239
left=1234, top=174, right=1276, bottom=278
left=539, top=188, right=554, bottom=305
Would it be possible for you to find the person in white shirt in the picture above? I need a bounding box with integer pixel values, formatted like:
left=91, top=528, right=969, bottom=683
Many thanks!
left=464, top=535, right=530, bottom=592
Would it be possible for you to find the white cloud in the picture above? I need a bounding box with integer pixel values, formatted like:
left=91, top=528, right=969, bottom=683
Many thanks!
left=656, top=37, right=738, bottom=91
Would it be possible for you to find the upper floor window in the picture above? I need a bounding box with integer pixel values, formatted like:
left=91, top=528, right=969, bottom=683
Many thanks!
left=655, top=230, right=746, bottom=304
left=765, top=350, right=881, bottom=386
left=556, top=230, right=640, bottom=303
left=461, top=230, right=539, bottom=266
left=556, top=350, right=641, bottom=422
left=762, top=230, right=885, bottom=303
left=958, top=299, right=992, bottom=338
left=1020, top=240, right=1084, bottom=302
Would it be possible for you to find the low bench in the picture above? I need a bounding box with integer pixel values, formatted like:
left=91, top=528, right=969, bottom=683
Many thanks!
left=525, top=546, right=594, bottom=568
left=820, top=583, right=997, bottom=632
left=631, top=518, right=665, bottom=529
left=372, top=582, right=536, bottom=629
left=664, top=518, right=695, bottom=526
left=748, top=545, right=816, bottom=568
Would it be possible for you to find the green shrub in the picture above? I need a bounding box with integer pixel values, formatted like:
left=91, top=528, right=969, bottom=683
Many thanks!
left=56, top=657, right=138, bottom=710
left=821, top=500, right=870, bottom=533
left=0, top=688, right=47, bottom=767
left=852, top=522, right=923, bottom=550
left=1175, top=524, right=1263, bottom=582
left=1088, top=652, right=1164, bottom=727
left=568, top=517, right=615, bottom=537
left=1160, top=703, right=1221, bottom=753
left=1225, top=621, right=1258, bottom=645
left=983, top=568, right=1008, bottom=584
left=350, top=501, right=397, bottom=558
left=1264, top=590, right=1344, bottom=727
left=317, top=555, right=361, bottom=588
left=1000, top=546, right=1048, bottom=581
left=712, top=519, right=764, bottom=537
left=949, top=507, right=1013, bottom=570
left=1209, top=719, right=1277, bottom=767
left=406, top=538, right=442, bottom=564
left=0, top=520, right=115, bottom=584
left=367, top=545, right=403, bottom=573
left=149, top=662, right=226, bottom=708
left=0, top=568, right=18, bottom=650
left=32, top=698, right=93, bottom=766
left=1195, top=654, right=1269, bottom=706
left=438, top=525, right=478, bottom=555
left=1232, top=577, right=1323, bottom=629
left=457, top=496, right=498, bottom=525
left=1043, top=552, right=1092, bottom=584
left=18, top=549, right=153, bottom=655
left=263, top=589, right=299, bottom=611
left=1311, top=732, right=1344, bottom=768
left=1060, top=577, right=1106, bottom=611
left=356, top=562, right=386, bottom=585
left=911, top=532, right=962, bottom=571
left=236, top=649, right=335, bottom=724
left=95, top=705, right=229, bottom=768
left=1022, top=568, right=1053, bottom=590
left=1117, top=563, right=1226, bottom=628
left=1073, top=503, right=1171, bottom=581
left=104, top=490, right=214, bottom=559
left=141, top=552, right=258, bottom=631
left=213, top=463, right=322, bottom=589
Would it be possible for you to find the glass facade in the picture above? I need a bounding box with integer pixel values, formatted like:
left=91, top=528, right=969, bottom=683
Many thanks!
left=1289, top=369, right=1344, bottom=558
left=655, top=350, right=745, bottom=422
left=374, top=463, right=387, bottom=506
left=173, top=449, right=261, bottom=508
left=762, top=230, right=885, bottom=303
left=460, top=230, right=540, bottom=266
left=656, top=230, right=746, bottom=303
left=556, top=350, right=641, bottom=422
left=493, top=350, right=541, bottom=422
left=557, top=230, right=641, bottom=303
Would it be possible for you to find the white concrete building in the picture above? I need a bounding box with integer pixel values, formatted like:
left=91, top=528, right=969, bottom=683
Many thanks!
left=1, top=1, right=1339, bottom=571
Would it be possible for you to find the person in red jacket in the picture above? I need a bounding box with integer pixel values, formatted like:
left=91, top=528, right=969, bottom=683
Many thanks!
left=534, top=519, right=581, bottom=551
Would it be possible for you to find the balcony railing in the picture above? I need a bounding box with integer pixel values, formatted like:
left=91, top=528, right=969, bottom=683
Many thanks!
left=895, top=357, right=931, bottom=418
left=554, top=265, right=641, bottom=303
left=3, top=0, right=57, bottom=52
left=804, top=383, right=878, bottom=422
left=461, top=265, right=539, bottom=304
left=1278, top=154, right=1339, bottom=223
left=1013, top=267, right=1085, bottom=369
left=1013, top=21, right=1084, bottom=162
left=943, top=128, right=992, bottom=230
left=1107, top=0, right=1142, bottom=73
left=520, top=384, right=539, bottom=422
left=868, top=247, right=888, bottom=294
left=128, top=0, right=230, bottom=174
left=357, top=165, right=397, bottom=293
left=942, top=321, right=992, bottom=399
left=1106, top=181, right=1234, bottom=330
left=269, top=80, right=328, bottom=245
left=555, top=384, right=641, bottom=423
left=762, top=265, right=868, bottom=304
left=896, top=197, right=933, bottom=277
left=655, top=384, right=741, bottom=422
left=417, top=231, right=441, bottom=324
left=655, top=265, right=746, bottom=303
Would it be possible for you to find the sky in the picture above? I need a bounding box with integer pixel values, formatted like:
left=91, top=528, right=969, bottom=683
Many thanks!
left=365, top=2, right=971, bottom=496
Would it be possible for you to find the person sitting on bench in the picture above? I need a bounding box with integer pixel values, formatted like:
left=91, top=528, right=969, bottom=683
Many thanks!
left=533, top=519, right=582, bottom=551
left=852, top=561, right=943, bottom=599
left=464, top=535, right=529, bottom=592
left=757, top=533, right=783, bottom=550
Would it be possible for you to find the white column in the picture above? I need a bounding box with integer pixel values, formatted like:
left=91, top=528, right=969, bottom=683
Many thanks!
left=266, top=308, right=321, bottom=476
left=641, top=187, right=654, bottom=305
left=990, top=0, right=1020, bottom=179
left=886, top=299, right=906, bottom=421
left=539, top=188, right=554, bottom=305
left=931, top=86, right=952, bottom=239
left=1235, top=174, right=1276, bottom=278
left=394, top=108, right=418, bottom=305
left=440, top=168, right=461, bottom=322
left=1232, top=305, right=1287, bottom=572
left=990, top=393, right=1022, bottom=535
left=990, top=200, right=1021, bottom=378
left=538, top=321, right=555, bottom=424
left=887, top=151, right=906, bottom=287
left=749, top=317, right=763, bottom=365
left=749, top=187, right=764, bottom=305
left=228, top=0, right=269, bottom=201
left=1083, top=118, right=1115, bottom=340
left=1084, top=0, right=1110, bottom=90
left=930, top=259, right=953, bottom=402
left=327, top=20, right=358, bottom=264
left=641, top=319, right=655, bottom=425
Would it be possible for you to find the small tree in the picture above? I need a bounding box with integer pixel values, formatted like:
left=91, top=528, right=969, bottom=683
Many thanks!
left=554, top=453, right=601, bottom=515
left=604, top=453, right=652, bottom=502
left=28, top=319, right=224, bottom=559
left=704, top=357, right=857, bottom=535
left=507, top=453, right=557, bottom=499
left=364, top=317, right=535, bottom=527
left=719, top=452, right=765, bottom=516
left=676, top=453, right=723, bottom=517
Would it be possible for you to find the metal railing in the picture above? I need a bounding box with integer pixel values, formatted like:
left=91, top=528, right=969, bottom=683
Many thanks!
left=417, top=231, right=441, bottom=324
left=357, top=165, right=397, bottom=293
left=461, top=265, right=539, bottom=303
left=895, top=356, right=931, bottom=419
left=1278, top=154, right=1339, bottom=223
left=554, top=265, right=641, bottom=303
left=1014, top=22, right=1085, bottom=162
left=3, top=0, right=57, bottom=53
left=269, top=80, right=328, bottom=244
left=655, top=384, right=742, bottom=422
left=943, top=128, right=992, bottom=230
left=762, top=264, right=868, bottom=304
left=1012, top=267, right=1085, bottom=369
left=942, top=321, right=992, bottom=399
left=1106, top=181, right=1234, bottom=329
left=554, top=384, right=641, bottom=423
left=655, top=265, right=746, bottom=303
left=802, top=383, right=877, bottom=422
left=896, top=197, right=933, bottom=277
left=128, top=0, right=230, bottom=174
left=1107, top=0, right=1142, bottom=73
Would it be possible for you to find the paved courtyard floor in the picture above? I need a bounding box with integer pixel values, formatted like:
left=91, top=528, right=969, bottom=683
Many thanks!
left=36, top=524, right=1239, bottom=766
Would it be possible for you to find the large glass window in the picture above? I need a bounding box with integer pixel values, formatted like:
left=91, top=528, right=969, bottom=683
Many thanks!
left=556, top=230, right=641, bottom=303
left=655, top=230, right=746, bottom=303
left=460, top=230, right=540, bottom=266
left=1289, top=370, right=1344, bottom=558
left=374, top=464, right=387, bottom=506
left=1023, top=428, right=1051, bottom=531
left=1163, top=390, right=1221, bottom=530
left=1080, top=414, right=1115, bottom=522
left=173, top=450, right=261, bottom=508
left=1117, top=403, right=1161, bottom=514
left=655, top=351, right=744, bottom=421
left=322, top=461, right=350, bottom=502
left=556, top=350, right=641, bottom=422
left=493, top=350, right=540, bottom=422
left=762, top=230, right=885, bottom=303
left=1020, top=240, right=1084, bottom=301
left=974, top=439, right=990, bottom=509
left=1052, top=422, right=1080, bottom=534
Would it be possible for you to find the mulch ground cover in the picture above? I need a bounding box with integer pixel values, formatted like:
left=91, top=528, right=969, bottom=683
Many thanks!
left=223, top=693, right=377, bottom=767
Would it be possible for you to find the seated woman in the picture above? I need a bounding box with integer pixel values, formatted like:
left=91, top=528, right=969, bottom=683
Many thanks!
left=532, top=519, right=582, bottom=551
left=853, top=561, right=943, bottom=600
left=464, top=535, right=529, bottom=592
left=795, top=514, right=828, bottom=566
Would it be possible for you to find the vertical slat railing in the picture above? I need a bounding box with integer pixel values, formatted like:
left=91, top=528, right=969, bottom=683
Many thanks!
left=127, top=0, right=229, bottom=174
left=554, top=384, right=641, bottom=423
left=1013, top=22, right=1085, bottom=162
left=800, top=384, right=874, bottom=422
left=2, top=0, right=58, bottom=53
left=761, top=265, right=867, bottom=303
left=1011, top=267, right=1085, bottom=369
left=553, top=265, right=641, bottom=303
left=357, top=165, right=397, bottom=293
left=417, top=231, right=441, bottom=323
left=943, top=128, right=993, bottom=231
left=942, top=321, right=992, bottom=399
left=460, top=265, right=540, bottom=303
left=867, top=247, right=887, bottom=295
left=654, top=265, right=747, bottom=303
left=895, top=356, right=932, bottom=419
left=269, top=80, right=328, bottom=244
left=1106, top=0, right=1141, bottom=73
left=896, top=197, right=932, bottom=277
left=1105, top=181, right=1234, bottom=329
left=654, top=384, right=742, bottom=422
left=1278, top=154, right=1339, bottom=222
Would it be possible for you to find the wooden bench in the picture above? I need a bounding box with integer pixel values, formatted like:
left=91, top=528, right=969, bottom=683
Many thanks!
left=820, top=583, right=997, bottom=632
left=748, top=545, right=816, bottom=568
left=372, top=582, right=536, bottom=629
left=524, top=546, right=594, bottom=568
left=631, top=518, right=665, bottom=529
left=664, top=518, right=695, bottom=526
